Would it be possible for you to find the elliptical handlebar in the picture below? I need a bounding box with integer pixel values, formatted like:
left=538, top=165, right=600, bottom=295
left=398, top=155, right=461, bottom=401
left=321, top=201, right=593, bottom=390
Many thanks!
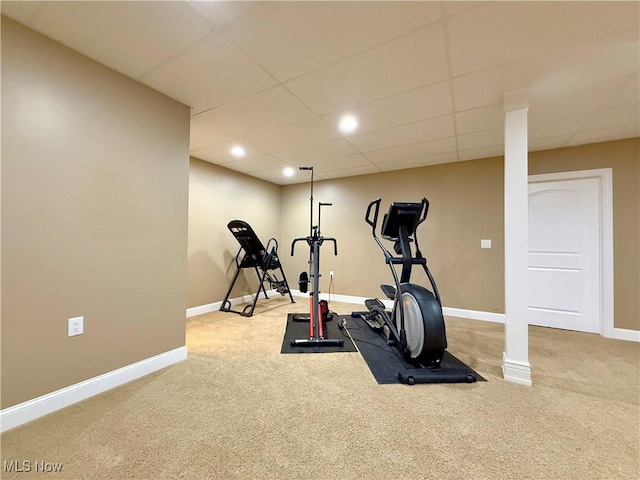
left=365, top=198, right=382, bottom=231
left=417, top=197, right=430, bottom=228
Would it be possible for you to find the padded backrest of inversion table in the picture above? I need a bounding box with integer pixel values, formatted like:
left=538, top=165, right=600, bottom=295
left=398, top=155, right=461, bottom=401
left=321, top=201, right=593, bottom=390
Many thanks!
left=227, top=220, right=267, bottom=265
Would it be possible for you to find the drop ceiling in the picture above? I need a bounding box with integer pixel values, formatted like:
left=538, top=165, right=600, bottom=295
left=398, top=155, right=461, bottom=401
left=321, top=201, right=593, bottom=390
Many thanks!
left=2, top=1, right=638, bottom=185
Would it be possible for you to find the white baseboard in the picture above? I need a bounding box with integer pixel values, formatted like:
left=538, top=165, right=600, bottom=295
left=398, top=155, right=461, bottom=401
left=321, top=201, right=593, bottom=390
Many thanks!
left=186, top=290, right=277, bottom=318
left=189, top=291, right=639, bottom=343
left=603, top=327, right=640, bottom=342
left=442, top=307, right=505, bottom=323
left=0, top=346, right=187, bottom=433
left=502, top=352, right=532, bottom=386
left=290, top=290, right=506, bottom=323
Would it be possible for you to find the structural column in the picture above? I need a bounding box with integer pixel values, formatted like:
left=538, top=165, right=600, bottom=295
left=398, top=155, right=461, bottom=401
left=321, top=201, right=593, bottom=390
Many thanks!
left=503, top=90, right=532, bottom=386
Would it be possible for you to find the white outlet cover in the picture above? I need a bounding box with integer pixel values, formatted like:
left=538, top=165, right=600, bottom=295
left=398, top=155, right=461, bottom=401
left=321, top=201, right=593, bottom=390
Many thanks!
left=68, top=316, right=84, bottom=337
left=481, top=239, right=492, bottom=249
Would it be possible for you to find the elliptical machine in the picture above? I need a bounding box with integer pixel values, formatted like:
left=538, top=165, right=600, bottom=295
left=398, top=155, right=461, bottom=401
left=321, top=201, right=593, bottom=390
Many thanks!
left=354, top=198, right=448, bottom=377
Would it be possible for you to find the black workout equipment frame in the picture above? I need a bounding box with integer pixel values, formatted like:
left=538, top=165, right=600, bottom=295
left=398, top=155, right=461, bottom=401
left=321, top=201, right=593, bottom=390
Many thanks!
left=290, top=166, right=343, bottom=348
left=352, top=198, right=464, bottom=385
left=220, top=220, right=294, bottom=317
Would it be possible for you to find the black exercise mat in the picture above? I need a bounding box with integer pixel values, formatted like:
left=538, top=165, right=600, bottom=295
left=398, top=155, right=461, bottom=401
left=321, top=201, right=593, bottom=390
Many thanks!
left=344, top=315, right=486, bottom=384
left=281, top=313, right=357, bottom=354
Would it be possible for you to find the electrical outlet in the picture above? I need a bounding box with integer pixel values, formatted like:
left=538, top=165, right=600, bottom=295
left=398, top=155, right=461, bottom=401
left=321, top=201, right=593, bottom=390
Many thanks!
left=68, top=316, right=84, bottom=337
left=330, top=271, right=334, bottom=278
left=481, top=239, right=492, bottom=249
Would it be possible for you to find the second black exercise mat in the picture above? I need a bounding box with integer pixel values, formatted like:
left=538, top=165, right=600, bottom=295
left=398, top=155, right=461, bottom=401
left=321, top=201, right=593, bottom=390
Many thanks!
left=281, top=313, right=357, bottom=354
left=345, top=315, right=486, bottom=384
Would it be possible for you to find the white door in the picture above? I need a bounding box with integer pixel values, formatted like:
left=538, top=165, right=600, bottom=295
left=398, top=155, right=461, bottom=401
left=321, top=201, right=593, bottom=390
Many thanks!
left=528, top=177, right=601, bottom=333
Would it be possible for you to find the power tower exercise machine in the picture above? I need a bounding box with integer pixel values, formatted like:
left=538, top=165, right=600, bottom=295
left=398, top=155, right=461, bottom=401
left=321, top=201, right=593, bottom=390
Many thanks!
left=220, top=220, right=294, bottom=317
left=352, top=198, right=465, bottom=384
left=290, top=166, right=343, bottom=348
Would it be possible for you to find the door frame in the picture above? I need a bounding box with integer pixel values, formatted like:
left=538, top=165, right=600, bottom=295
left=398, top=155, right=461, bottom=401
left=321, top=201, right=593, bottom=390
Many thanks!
left=528, top=168, right=614, bottom=338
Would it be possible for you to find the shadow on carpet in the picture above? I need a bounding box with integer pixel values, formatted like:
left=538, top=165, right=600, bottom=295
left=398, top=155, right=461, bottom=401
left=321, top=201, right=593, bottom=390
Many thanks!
left=344, top=315, right=486, bottom=385
left=281, top=313, right=357, bottom=354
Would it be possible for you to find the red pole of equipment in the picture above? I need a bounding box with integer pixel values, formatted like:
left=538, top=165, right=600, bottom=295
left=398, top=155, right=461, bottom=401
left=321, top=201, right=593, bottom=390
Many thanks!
left=308, top=296, right=314, bottom=338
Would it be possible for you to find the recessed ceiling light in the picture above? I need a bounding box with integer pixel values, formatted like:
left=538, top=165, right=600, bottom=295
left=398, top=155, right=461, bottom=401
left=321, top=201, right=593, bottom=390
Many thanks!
left=230, top=145, right=246, bottom=158
left=283, top=167, right=295, bottom=177
left=339, top=114, right=358, bottom=134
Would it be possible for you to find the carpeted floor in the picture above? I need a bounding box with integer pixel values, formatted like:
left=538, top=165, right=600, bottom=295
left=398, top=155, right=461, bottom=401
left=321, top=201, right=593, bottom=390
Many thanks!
left=1, top=296, right=638, bottom=479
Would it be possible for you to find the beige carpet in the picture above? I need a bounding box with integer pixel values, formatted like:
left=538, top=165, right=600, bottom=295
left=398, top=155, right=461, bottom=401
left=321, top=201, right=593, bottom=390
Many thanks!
left=1, top=296, right=638, bottom=480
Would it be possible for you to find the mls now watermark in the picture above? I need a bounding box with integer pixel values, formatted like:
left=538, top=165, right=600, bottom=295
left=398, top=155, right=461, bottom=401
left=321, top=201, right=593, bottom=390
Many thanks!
left=4, top=460, right=64, bottom=473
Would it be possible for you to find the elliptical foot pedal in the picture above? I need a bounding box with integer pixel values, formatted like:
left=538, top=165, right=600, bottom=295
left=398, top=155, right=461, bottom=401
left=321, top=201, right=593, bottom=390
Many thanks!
left=364, top=298, right=386, bottom=310
left=380, top=284, right=396, bottom=300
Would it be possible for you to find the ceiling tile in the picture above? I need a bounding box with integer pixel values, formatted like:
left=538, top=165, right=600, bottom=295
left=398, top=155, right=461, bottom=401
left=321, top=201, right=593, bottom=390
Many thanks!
left=312, top=154, right=372, bottom=174
left=192, top=86, right=316, bottom=138
left=190, top=140, right=264, bottom=165
left=250, top=168, right=300, bottom=185
left=273, top=139, right=360, bottom=170
left=447, top=2, right=639, bottom=76
left=458, top=145, right=504, bottom=162
left=348, top=115, right=455, bottom=152
left=224, top=1, right=441, bottom=82
left=140, top=30, right=277, bottom=114
left=455, top=104, right=504, bottom=135
left=285, top=24, right=449, bottom=115
left=529, top=135, right=572, bottom=152
left=443, top=2, right=490, bottom=17
left=453, top=60, right=545, bottom=111
left=315, top=164, right=381, bottom=180
left=190, top=118, right=235, bottom=151
left=321, top=81, right=453, bottom=136
left=1, top=1, right=41, bottom=23
left=239, top=118, right=340, bottom=154
left=528, top=112, right=584, bottom=140
left=565, top=125, right=640, bottom=147
left=376, top=152, right=459, bottom=171
left=219, top=154, right=288, bottom=173
left=601, top=74, right=640, bottom=109
left=187, top=0, right=258, bottom=28
left=26, top=1, right=215, bottom=79
left=365, top=137, right=456, bottom=165
left=532, top=75, right=633, bottom=119
left=581, top=105, right=640, bottom=132
left=457, top=129, right=503, bottom=151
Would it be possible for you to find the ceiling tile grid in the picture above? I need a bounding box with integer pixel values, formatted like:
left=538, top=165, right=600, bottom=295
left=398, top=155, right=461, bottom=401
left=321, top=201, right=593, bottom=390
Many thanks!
left=1, top=1, right=638, bottom=185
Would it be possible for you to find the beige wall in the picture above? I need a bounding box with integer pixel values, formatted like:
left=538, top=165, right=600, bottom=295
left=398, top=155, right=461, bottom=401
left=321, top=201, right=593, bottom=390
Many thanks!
left=280, top=158, right=505, bottom=314
left=1, top=18, right=190, bottom=408
left=187, top=158, right=281, bottom=308
left=280, top=139, right=639, bottom=331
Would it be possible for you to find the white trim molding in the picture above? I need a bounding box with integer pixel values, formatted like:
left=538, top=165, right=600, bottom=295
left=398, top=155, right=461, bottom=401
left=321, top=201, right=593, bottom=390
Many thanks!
left=0, top=346, right=187, bottom=433
left=288, top=290, right=507, bottom=324
left=503, top=92, right=531, bottom=385
left=186, top=290, right=277, bottom=318
left=443, top=307, right=505, bottom=323
left=502, top=352, right=532, bottom=386
left=605, top=328, right=640, bottom=343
